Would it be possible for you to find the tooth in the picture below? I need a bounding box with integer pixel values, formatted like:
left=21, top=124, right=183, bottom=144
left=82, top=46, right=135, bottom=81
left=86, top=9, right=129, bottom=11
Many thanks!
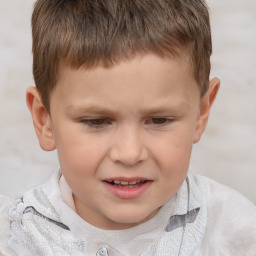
left=120, top=181, right=129, bottom=185
left=128, top=181, right=137, bottom=185
left=114, top=180, right=120, bottom=184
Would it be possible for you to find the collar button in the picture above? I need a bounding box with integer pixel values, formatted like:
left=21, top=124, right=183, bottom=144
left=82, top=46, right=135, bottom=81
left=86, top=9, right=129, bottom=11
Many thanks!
left=97, top=247, right=109, bottom=256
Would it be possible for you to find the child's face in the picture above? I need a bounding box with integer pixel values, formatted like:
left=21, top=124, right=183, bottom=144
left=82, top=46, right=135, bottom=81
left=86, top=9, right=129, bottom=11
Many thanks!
left=28, top=53, right=219, bottom=230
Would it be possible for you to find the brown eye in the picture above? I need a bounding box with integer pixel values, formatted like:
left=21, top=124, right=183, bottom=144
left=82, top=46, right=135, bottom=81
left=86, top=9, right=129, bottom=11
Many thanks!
left=81, top=118, right=109, bottom=127
left=151, top=118, right=168, bottom=124
left=88, top=119, right=107, bottom=126
left=146, top=117, right=173, bottom=127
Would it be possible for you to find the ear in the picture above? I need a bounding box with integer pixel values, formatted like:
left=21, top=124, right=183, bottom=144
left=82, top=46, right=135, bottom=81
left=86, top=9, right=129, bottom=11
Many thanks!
left=26, top=86, right=56, bottom=151
left=193, top=77, right=220, bottom=143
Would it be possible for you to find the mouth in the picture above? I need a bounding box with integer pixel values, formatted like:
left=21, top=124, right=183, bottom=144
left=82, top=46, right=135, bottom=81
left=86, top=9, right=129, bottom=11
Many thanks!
left=103, top=178, right=152, bottom=199
left=104, top=179, right=147, bottom=188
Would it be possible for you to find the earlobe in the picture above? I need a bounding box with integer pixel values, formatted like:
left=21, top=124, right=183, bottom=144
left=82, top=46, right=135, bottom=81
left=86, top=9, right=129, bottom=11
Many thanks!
left=193, top=77, right=220, bottom=143
left=26, top=86, right=56, bottom=151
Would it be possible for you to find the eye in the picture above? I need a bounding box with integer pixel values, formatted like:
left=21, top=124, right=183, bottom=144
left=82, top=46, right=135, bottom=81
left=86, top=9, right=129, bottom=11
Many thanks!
left=146, top=117, right=173, bottom=126
left=80, top=118, right=110, bottom=128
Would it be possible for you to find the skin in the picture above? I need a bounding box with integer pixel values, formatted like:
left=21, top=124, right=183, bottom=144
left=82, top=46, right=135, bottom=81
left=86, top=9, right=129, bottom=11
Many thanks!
left=27, top=53, right=219, bottom=230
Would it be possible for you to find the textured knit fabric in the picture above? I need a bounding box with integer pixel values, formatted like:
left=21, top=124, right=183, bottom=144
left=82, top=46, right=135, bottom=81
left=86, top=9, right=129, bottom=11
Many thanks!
left=0, top=195, right=17, bottom=256
left=7, top=171, right=206, bottom=256
left=0, top=170, right=256, bottom=255
left=198, top=176, right=256, bottom=255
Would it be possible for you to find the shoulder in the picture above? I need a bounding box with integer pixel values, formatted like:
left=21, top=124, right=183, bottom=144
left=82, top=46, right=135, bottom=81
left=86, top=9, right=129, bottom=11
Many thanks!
left=198, top=175, right=256, bottom=215
left=197, top=175, right=256, bottom=255
left=0, top=194, right=17, bottom=256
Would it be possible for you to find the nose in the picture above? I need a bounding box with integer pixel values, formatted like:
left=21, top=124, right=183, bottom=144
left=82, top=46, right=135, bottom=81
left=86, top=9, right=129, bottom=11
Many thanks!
left=109, top=125, right=148, bottom=166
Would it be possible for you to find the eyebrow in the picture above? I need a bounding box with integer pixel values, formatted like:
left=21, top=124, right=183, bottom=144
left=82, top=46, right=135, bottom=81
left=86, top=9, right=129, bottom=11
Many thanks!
left=67, top=104, right=117, bottom=116
left=67, top=101, right=190, bottom=116
left=140, top=103, right=189, bottom=116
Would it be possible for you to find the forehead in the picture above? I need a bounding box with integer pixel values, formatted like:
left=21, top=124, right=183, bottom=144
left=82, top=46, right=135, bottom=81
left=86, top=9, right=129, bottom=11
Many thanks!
left=58, top=52, right=194, bottom=85
left=52, top=53, right=199, bottom=111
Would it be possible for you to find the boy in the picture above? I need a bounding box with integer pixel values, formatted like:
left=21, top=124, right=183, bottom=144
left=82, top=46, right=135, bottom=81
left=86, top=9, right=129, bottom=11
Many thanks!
left=1, top=0, right=256, bottom=255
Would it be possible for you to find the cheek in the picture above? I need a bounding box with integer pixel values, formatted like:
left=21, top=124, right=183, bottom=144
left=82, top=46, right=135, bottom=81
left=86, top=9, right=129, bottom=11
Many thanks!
left=156, top=138, right=192, bottom=199
left=152, top=127, right=194, bottom=179
left=154, top=127, right=194, bottom=161
left=57, top=142, right=105, bottom=197
left=55, top=128, right=107, bottom=176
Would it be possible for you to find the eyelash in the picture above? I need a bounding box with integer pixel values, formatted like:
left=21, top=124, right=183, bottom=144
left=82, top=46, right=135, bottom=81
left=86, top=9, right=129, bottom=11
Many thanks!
left=146, top=117, right=174, bottom=126
left=80, top=117, right=173, bottom=128
left=80, top=118, right=111, bottom=128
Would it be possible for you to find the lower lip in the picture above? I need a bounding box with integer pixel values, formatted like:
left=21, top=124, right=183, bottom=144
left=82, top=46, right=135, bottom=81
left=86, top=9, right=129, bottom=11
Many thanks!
left=103, top=181, right=152, bottom=199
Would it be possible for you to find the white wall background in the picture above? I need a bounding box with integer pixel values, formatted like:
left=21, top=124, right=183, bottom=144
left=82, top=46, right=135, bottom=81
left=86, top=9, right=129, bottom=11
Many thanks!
left=0, top=0, right=255, bottom=203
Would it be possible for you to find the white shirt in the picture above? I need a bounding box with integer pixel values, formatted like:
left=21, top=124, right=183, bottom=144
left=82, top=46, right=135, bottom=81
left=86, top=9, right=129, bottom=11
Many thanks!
left=0, top=171, right=256, bottom=256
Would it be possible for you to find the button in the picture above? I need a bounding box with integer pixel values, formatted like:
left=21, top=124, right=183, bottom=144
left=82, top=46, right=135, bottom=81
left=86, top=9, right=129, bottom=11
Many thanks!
left=96, top=247, right=109, bottom=256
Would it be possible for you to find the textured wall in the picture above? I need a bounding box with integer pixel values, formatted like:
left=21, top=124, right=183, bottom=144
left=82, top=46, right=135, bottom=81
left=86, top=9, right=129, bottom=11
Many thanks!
left=0, top=0, right=255, bottom=203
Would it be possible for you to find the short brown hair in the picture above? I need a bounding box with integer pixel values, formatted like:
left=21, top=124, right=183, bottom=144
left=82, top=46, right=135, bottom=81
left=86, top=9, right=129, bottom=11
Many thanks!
left=32, top=0, right=212, bottom=112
